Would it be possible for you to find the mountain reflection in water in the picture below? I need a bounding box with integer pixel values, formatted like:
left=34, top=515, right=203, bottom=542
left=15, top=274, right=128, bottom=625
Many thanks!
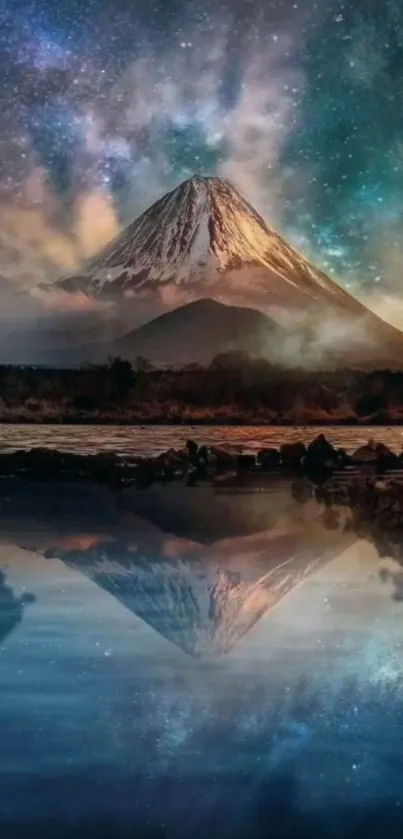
left=19, top=484, right=354, bottom=656
left=1, top=480, right=403, bottom=838
left=0, top=569, right=35, bottom=646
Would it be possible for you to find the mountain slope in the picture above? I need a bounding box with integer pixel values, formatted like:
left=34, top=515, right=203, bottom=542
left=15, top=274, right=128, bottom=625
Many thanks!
left=42, top=532, right=336, bottom=656
left=20, top=484, right=356, bottom=657
left=31, top=298, right=283, bottom=367
left=31, top=294, right=403, bottom=370
left=51, top=174, right=403, bottom=368
left=113, top=298, right=284, bottom=366
left=57, top=176, right=363, bottom=316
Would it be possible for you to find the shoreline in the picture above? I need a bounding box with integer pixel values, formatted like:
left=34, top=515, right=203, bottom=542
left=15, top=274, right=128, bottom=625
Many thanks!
left=0, top=418, right=403, bottom=427
left=0, top=432, right=399, bottom=484
left=0, top=435, right=402, bottom=553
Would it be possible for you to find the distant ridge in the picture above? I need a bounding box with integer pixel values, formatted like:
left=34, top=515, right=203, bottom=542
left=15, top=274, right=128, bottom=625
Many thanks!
left=113, top=298, right=284, bottom=366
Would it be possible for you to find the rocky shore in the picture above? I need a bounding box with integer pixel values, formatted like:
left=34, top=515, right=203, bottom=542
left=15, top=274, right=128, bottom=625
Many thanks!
left=0, top=433, right=401, bottom=488
left=2, top=435, right=403, bottom=552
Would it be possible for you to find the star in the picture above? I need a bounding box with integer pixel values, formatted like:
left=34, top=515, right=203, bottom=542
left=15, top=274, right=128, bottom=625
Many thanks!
left=0, top=0, right=400, bottom=299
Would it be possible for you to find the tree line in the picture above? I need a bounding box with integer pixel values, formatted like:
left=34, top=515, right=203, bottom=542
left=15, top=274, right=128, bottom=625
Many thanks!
left=0, top=352, right=402, bottom=422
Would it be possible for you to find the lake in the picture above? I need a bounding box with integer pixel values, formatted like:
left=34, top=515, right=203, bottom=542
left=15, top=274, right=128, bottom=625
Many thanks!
left=1, top=480, right=403, bottom=837
left=0, top=424, right=403, bottom=456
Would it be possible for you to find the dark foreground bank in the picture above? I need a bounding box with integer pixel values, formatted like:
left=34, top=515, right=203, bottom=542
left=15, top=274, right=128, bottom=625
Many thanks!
left=3, top=357, right=403, bottom=424
left=0, top=433, right=399, bottom=485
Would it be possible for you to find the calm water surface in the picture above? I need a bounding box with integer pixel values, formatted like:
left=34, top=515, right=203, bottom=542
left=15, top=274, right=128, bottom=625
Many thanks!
left=0, top=424, right=403, bottom=456
left=1, top=481, right=403, bottom=837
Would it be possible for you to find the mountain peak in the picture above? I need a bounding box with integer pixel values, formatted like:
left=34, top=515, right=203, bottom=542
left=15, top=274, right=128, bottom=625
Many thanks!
left=184, top=173, right=220, bottom=183
left=182, top=173, right=230, bottom=187
left=59, top=174, right=282, bottom=296
left=114, top=297, right=283, bottom=366
left=55, top=177, right=383, bottom=333
left=48, top=541, right=327, bottom=657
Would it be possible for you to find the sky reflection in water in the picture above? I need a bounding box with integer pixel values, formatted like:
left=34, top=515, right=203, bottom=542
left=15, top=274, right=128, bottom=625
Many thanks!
left=1, top=481, right=403, bottom=838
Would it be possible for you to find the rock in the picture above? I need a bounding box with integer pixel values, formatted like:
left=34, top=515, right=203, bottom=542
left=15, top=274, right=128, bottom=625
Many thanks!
left=236, top=454, right=255, bottom=472
left=303, top=435, right=339, bottom=484
left=307, top=434, right=338, bottom=463
left=304, top=457, right=336, bottom=486
left=91, top=452, right=121, bottom=485
left=280, top=442, right=306, bottom=471
left=155, top=448, right=187, bottom=480
left=186, top=439, right=199, bottom=465
left=351, top=442, right=378, bottom=464
left=257, top=448, right=281, bottom=471
left=375, top=443, right=399, bottom=472
left=194, top=445, right=210, bottom=479
left=211, top=446, right=237, bottom=469
left=198, top=445, right=209, bottom=464
left=2, top=435, right=401, bottom=497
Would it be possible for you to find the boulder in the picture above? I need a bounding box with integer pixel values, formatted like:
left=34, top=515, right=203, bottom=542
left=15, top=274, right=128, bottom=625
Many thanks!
left=280, top=442, right=306, bottom=471
left=236, top=454, right=256, bottom=472
left=257, top=448, right=281, bottom=471
left=186, top=439, right=199, bottom=465
left=307, top=434, right=338, bottom=463
left=351, top=442, right=378, bottom=464
left=304, top=457, right=336, bottom=486
left=375, top=443, right=399, bottom=471
left=198, top=445, right=209, bottom=464
left=211, top=446, right=238, bottom=469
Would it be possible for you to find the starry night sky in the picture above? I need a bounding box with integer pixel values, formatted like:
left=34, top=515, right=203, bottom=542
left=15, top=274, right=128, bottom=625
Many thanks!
left=1, top=0, right=403, bottom=304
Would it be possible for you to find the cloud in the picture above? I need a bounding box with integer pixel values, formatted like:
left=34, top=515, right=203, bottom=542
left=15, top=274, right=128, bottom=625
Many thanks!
left=30, top=285, right=111, bottom=314
left=259, top=308, right=376, bottom=370
left=73, top=189, right=119, bottom=260
left=9, top=0, right=403, bottom=346
left=0, top=180, right=120, bottom=289
left=0, top=13, right=307, bottom=293
left=105, top=24, right=304, bottom=224
left=0, top=195, right=78, bottom=286
left=218, top=35, right=304, bottom=222
left=359, top=293, right=403, bottom=331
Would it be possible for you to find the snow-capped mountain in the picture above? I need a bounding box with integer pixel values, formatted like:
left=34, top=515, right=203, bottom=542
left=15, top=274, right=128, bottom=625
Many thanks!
left=43, top=539, right=324, bottom=656
left=56, top=176, right=362, bottom=315
left=18, top=480, right=357, bottom=656
left=40, top=517, right=354, bottom=656
left=49, top=174, right=403, bottom=369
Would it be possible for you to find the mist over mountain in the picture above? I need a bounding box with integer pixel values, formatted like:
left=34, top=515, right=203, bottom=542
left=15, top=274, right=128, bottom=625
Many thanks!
left=2, top=176, right=403, bottom=370
left=56, top=176, right=371, bottom=314
left=93, top=298, right=285, bottom=367
left=26, top=490, right=354, bottom=656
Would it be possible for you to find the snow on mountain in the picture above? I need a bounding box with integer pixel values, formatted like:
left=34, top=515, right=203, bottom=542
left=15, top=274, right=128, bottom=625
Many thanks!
left=50, top=174, right=403, bottom=368
left=56, top=176, right=363, bottom=315
left=43, top=531, right=341, bottom=657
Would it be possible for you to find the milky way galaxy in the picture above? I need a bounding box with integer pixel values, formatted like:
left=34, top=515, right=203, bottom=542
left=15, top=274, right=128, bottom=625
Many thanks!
left=1, top=0, right=403, bottom=319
